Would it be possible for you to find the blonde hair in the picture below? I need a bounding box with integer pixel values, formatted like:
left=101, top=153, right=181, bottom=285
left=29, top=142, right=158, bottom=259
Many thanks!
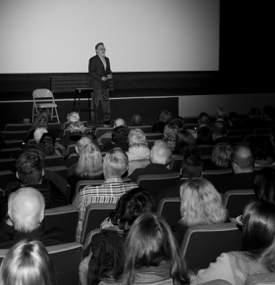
left=75, top=143, right=103, bottom=178
left=128, top=128, right=147, bottom=148
left=0, top=240, right=57, bottom=285
left=180, top=178, right=227, bottom=226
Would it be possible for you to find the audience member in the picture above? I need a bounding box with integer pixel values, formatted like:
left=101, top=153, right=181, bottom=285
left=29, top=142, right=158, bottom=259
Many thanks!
left=101, top=125, right=129, bottom=152
left=244, top=108, right=264, bottom=128
left=163, top=123, right=179, bottom=151
left=172, top=128, right=201, bottom=159
left=67, top=143, right=104, bottom=203
left=1, top=149, right=67, bottom=220
left=204, top=143, right=233, bottom=170
left=155, top=154, right=204, bottom=206
left=101, top=213, right=190, bottom=285
left=0, top=239, right=57, bottom=285
left=73, top=148, right=138, bottom=242
left=250, top=135, right=275, bottom=167
left=129, top=114, right=143, bottom=126
left=196, top=125, right=213, bottom=145
left=152, top=110, right=173, bottom=133
left=254, top=167, right=275, bottom=204
left=196, top=200, right=275, bottom=284
left=39, top=132, right=61, bottom=156
left=80, top=188, right=155, bottom=285
left=198, top=112, right=211, bottom=128
left=215, top=107, right=232, bottom=127
left=0, top=188, right=67, bottom=248
left=172, top=178, right=227, bottom=245
left=102, top=112, right=112, bottom=127
left=126, top=128, right=150, bottom=161
left=128, top=143, right=174, bottom=183
left=228, top=111, right=244, bottom=129
left=211, top=121, right=232, bottom=146
left=211, top=145, right=256, bottom=193
left=170, top=116, right=185, bottom=129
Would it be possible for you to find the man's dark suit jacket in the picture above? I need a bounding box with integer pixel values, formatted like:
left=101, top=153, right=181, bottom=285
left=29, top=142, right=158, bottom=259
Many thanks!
left=88, top=55, right=112, bottom=90
left=128, top=164, right=175, bottom=183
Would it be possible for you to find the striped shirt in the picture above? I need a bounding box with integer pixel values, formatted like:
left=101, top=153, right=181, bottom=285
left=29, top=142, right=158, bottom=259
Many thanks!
left=73, top=178, right=138, bottom=242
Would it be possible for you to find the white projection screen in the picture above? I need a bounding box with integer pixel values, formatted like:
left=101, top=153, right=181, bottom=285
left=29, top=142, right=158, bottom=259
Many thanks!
left=0, top=0, right=220, bottom=73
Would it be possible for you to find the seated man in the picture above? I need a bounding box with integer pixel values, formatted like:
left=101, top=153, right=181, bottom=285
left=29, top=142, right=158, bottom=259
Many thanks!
left=155, top=155, right=204, bottom=206
left=128, top=142, right=174, bottom=183
left=210, top=145, right=256, bottom=193
left=73, top=148, right=138, bottom=242
left=211, top=121, right=232, bottom=146
left=0, top=187, right=67, bottom=248
left=1, top=149, right=67, bottom=220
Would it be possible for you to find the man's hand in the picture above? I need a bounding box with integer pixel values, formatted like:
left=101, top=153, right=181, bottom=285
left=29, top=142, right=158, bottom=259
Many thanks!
left=107, top=74, right=113, bottom=79
left=101, top=76, right=108, bottom=81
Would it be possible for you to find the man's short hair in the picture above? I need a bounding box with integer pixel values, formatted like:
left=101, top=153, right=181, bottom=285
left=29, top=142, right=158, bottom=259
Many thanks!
left=8, top=187, right=45, bottom=233
left=211, top=121, right=227, bottom=136
left=95, top=42, right=104, bottom=50
left=150, top=144, right=171, bottom=165
left=231, top=145, right=254, bottom=170
left=103, top=148, right=129, bottom=177
left=114, top=118, right=126, bottom=128
left=181, top=155, right=204, bottom=178
left=16, top=150, right=44, bottom=185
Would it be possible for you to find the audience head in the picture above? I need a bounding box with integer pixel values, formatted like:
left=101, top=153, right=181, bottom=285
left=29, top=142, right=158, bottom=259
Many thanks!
left=163, top=123, right=179, bottom=143
left=198, top=112, right=211, bottom=126
left=231, top=145, right=254, bottom=173
left=250, top=136, right=274, bottom=161
left=67, top=111, right=80, bottom=123
left=33, top=127, right=48, bottom=143
left=150, top=143, right=171, bottom=165
left=111, top=188, right=156, bottom=231
left=159, top=110, right=173, bottom=123
left=75, top=143, right=103, bottom=179
left=229, top=111, right=241, bottom=126
left=102, top=112, right=112, bottom=126
left=153, top=139, right=168, bottom=148
left=241, top=200, right=275, bottom=271
left=16, top=150, right=44, bottom=186
left=180, top=155, right=204, bottom=179
left=8, top=187, right=45, bottom=233
left=211, top=121, right=227, bottom=140
left=170, top=116, right=185, bottom=129
left=128, top=129, right=147, bottom=148
left=76, top=136, right=92, bottom=155
left=180, top=178, right=227, bottom=227
left=249, top=108, right=263, bottom=120
left=0, top=239, right=57, bottom=285
left=254, top=167, right=275, bottom=204
left=103, top=148, right=129, bottom=179
left=196, top=126, right=212, bottom=143
left=112, top=126, right=129, bottom=145
left=216, top=107, right=228, bottom=120
left=120, top=212, right=189, bottom=285
left=39, top=132, right=56, bottom=156
left=174, top=128, right=198, bottom=157
left=114, top=118, right=126, bottom=128
left=211, top=143, right=233, bottom=169
left=130, top=114, right=143, bottom=126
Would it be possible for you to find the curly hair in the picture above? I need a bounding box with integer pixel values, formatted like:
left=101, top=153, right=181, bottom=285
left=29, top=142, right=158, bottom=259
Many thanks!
left=211, top=143, right=233, bottom=168
left=128, top=129, right=147, bottom=148
left=112, top=126, right=129, bottom=145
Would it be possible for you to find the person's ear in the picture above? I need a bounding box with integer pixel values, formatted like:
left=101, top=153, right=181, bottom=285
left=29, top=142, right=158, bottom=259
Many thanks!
left=42, top=169, right=45, bottom=177
left=16, top=171, right=19, bottom=179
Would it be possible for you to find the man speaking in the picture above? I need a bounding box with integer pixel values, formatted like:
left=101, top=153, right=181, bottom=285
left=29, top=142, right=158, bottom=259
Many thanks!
left=88, top=42, right=112, bottom=121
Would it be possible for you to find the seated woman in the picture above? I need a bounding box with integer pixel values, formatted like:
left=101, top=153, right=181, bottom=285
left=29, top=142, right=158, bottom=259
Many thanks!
left=196, top=199, right=275, bottom=284
left=196, top=125, right=213, bottom=145
left=204, top=143, right=233, bottom=170
left=101, top=212, right=190, bottom=285
left=254, top=167, right=275, bottom=204
left=0, top=239, right=57, bottom=285
left=129, top=113, right=143, bottom=126
left=79, top=188, right=155, bottom=285
left=152, top=110, right=173, bottom=133
left=163, top=123, right=179, bottom=151
left=67, top=142, right=104, bottom=202
left=172, top=178, right=228, bottom=245
left=126, top=129, right=150, bottom=161
left=39, top=132, right=62, bottom=156
left=101, top=126, right=129, bottom=152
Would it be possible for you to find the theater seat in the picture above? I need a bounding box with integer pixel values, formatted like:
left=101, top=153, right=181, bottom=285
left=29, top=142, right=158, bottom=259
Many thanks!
left=157, top=197, right=181, bottom=226
left=0, top=170, right=14, bottom=189
left=181, top=222, right=242, bottom=274
left=244, top=273, right=275, bottom=285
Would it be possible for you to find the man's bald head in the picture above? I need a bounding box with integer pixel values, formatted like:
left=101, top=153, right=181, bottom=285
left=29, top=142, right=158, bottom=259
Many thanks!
left=114, top=118, right=126, bottom=128
left=231, top=145, right=254, bottom=172
left=8, top=187, right=45, bottom=233
left=76, top=136, right=92, bottom=154
left=150, top=144, right=171, bottom=165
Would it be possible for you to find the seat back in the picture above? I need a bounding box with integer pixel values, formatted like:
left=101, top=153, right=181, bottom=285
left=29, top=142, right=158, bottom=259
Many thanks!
left=74, top=180, right=104, bottom=202
left=128, top=125, right=153, bottom=133
left=0, top=158, right=16, bottom=172
left=157, top=197, right=181, bottom=226
left=170, top=157, right=183, bottom=172
left=136, top=173, right=180, bottom=198
left=203, top=168, right=232, bottom=185
left=95, top=127, right=113, bottom=138
left=45, top=166, right=68, bottom=179
left=181, top=222, right=242, bottom=273
left=44, top=155, right=64, bottom=167
left=33, top=88, right=55, bottom=99
left=1, top=131, right=28, bottom=141
left=81, top=203, right=116, bottom=243
left=0, top=170, right=14, bottom=189
left=5, top=123, right=32, bottom=131
left=0, top=243, right=83, bottom=285
left=44, top=205, right=79, bottom=242
left=0, top=148, right=22, bottom=159
left=222, top=189, right=255, bottom=218
left=145, top=133, right=163, bottom=140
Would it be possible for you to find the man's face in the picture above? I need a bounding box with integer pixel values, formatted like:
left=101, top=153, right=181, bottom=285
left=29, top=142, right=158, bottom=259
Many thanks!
left=96, top=44, right=106, bottom=57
